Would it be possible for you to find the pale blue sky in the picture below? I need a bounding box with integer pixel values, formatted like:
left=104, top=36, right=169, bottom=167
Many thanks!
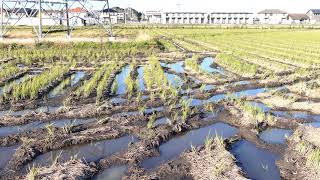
left=104, top=0, right=319, bottom=13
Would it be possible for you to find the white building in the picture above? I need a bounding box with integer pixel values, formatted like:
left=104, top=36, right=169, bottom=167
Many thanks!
left=145, top=11, right=255, bottom=25
left=145, top=11, right=162, bottom=24
left=285, top=14, right=310, bottom=24
left=307, top=9, right=320, bottom=24
left=209, top=12, right=254, bottom=24
left=257, top=9, right=287, bottom=24
left=99, top=9, right=125, bottom=24
left=163, top=12, right=209, bottom=24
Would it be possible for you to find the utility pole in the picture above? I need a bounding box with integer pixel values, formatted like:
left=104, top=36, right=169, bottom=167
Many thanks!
left=106, top=0, right=113, bottom=37
left=65, top=0, right=70, bottom=39
left=38, top=0, right=43, bottom=40
left=1, top=0, right=4, bottom=39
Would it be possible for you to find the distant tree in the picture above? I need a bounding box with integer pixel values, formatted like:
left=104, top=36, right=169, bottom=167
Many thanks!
left=138, top=12, right=143, bottom=22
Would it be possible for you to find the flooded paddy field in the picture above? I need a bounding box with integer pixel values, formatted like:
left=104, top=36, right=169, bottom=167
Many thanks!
left=0, top=28, right=320, bottom=180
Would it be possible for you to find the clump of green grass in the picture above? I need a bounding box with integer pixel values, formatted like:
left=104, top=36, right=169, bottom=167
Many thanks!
left=147, top=113, right=157, bottom=129
left=307, top=149, right=320, bottom=167
left=112, top=79, right=118, bottom=95
left=27, top=165, right=38, bottom=180
left=204, top=135, right=214, bottom=150
left=125, top=73, right=135, bottom=99
left=216, top=53, right=259, bottom=77
left=45, top=123, right=55, bottom=147
left=185, top=54, right=202, bottom=73
left=11, top=66, right=69, bottom=101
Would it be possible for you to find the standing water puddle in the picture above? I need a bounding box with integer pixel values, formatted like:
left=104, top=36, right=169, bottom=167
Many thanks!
left=141, top=122, right=238, bottom=170
left=231, top=140, right=281, bottom=180
left=249, top=101, right=320, bottom=123
left=272, top=111, right=320, bottom=121
left=161, top=61, right=185, bottom=74
left=112, top=65, right=131, bottom=95
left=0, top=105, right=60, bottom=118
left=166, top=73, right=183, bottom=88
left=93, top=165, right=128, bottom=180
left=259, top=129, right=293, bottom=144
left=200, top=57, right=224, bottom=75
left=0, top=144, right=20, bottom=170
left=306, top=122, right=320, bottom=128
left=0, top=73, right=38, bottom=96
left=0, top=118, right=96, bottom=137
left=137, top=66, right=146, bottom=91
left=48, top=71, right=86, bottom=98
left=154, top=117, right=171, bottom=127
left=30, top=135, right=138, bottom=168
left=207, top=88, right=266, bottom=103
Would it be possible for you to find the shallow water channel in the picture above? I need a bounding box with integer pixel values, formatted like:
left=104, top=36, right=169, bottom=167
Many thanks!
left=200, top=57, right=224, bottom=75
left=0, top=144, right=20, bottom=170
left=141, top=122, right=238, bottom=170
left=29, top=135, right=139, bottom=168
left=231, top=140, right=281, bottom=180
left=113, top=65, right=131, bottom=95
left=48, top=71, right=86, bottom=98
left=93, top=165, right=128, bottom=180
left=0, top=118, right=96, bottom=137
left=0, top=105, right=61, bottom=118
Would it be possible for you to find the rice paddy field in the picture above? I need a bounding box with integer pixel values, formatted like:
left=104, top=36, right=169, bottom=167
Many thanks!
left=0, top=27, right=320, bottom=180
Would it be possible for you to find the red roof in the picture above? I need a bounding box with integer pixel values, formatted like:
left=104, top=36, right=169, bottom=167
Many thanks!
left=69, top=7, right=87, bottom=13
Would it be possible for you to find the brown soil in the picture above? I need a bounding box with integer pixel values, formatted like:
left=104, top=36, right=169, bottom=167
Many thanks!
left=277, top=125, right=320, bottom=180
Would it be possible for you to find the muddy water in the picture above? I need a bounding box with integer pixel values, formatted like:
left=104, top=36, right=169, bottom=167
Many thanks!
left=0, top=105, right=60, bottom=118
left=207, top=88, right=267, bottom=103
left=113, top=65, right=131, bottom=95
left=141, top=122, right=238, bottom=170
left=0, top=144, right=20, bottom=170
left=29, top=136, right=138, bottom=168
left=233, top=81, right=251, bottom=86
left=272, top=111, right=320, bottom=121
left=200, top=57, right=224, bottom=74
left=0, top=73, right=38, bottom=96
left=166, top=73, right=183, bottom=88
left=259, top=129, right=293, bottom=144
left=93, top=165, right=128, bottom=180
left=249, top=101, right=320, bottom=124
left=137, top=66, right=146, bottom=91
left=110, top=97, right=127, bottom=105
left=306, top=122, right=320, bottom=128
left=145, top=106, right=164, bottom=114
left=48, top=71, right=86, bottom=98
left=154, top=117, right=170, bottom=127
left=249, top=101, right=272, bottom=113
left=71, top=71, right=86, bottom=86
left=231, top=140, right=281, bottom=180
left=181, top=96, right=203, bottom=107
left=161, top=61, right=185, bottom=74
left=0, top=118, right=96, bottom=137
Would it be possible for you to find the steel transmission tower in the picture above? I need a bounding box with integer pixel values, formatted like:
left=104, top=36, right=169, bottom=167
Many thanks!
left=0, top=0, right=113, bottom=40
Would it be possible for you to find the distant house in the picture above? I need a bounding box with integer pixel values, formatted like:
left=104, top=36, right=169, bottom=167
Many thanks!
left=257, top=9, right=287, bottom=24
left=307, top=9, right=320, bottom=23
left=69, top=7, right=89, bottom=26
left=286, top=14, right=310, bottom=24
left=163, top=12, right=209, bottom=24
left=100, top=8, right=125, bottom=24
left=6, top=8, right=38, bottom=18
left=145, top=11, right=163, bottom=24
left=210, top=12, right=254, bottom=25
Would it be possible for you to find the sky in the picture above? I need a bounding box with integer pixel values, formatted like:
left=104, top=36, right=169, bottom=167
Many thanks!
left=105, top=0, right=319, bottom=13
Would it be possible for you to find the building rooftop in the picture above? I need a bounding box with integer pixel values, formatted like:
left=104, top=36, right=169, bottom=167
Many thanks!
left=258, top=9, right=287, bottom=14
left=69, top=7, right=87, bottom=13
left=308, top=9, right=320, bottom=14
left=211, top=12, right=253, bottom=14
left=288, top=14, right=310, bottom=20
